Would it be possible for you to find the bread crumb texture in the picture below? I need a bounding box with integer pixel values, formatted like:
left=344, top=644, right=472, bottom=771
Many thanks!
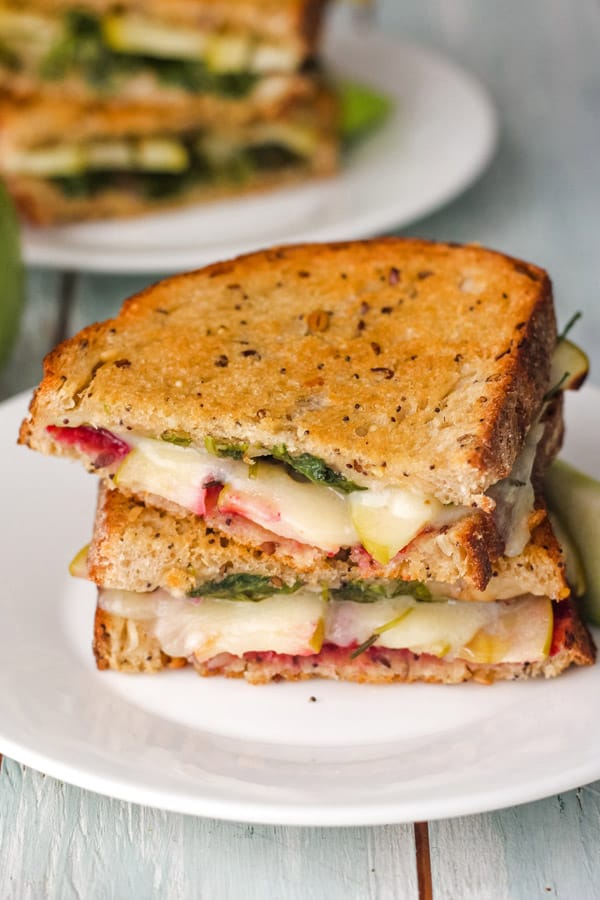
left=21, top=239, right=556, bottom=505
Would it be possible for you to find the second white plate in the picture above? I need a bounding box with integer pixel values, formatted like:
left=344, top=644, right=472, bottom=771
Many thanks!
left=22, top=26, right=497, bottom=273
left=0, top=388, right=599, bottom=825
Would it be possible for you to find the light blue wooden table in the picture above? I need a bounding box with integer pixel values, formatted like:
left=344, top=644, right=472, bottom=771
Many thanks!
left=1, top=1, right=599, bottom=897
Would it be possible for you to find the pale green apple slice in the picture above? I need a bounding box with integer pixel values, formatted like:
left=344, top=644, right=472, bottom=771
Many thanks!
left=349, top=489, right=442, bottom=565
left=205, top=33, right=252, bottom=73
left=550, top=339, right=589, bottom=391
left=102, top=13, right=207, bottom=59
left=460, top=598, right=553, bottom=664
left=544, top=459, right=600, bottom=625
left=4, top=144, right=86, bottom=177
left=68, top=544, right=89, bottom=579
left=135, top=138, right=189, bottom=172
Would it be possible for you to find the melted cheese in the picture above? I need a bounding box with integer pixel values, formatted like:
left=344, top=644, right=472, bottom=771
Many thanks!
left=99, top=588, right=553, bottom=665
left=112, top=438, right=444, bottom=554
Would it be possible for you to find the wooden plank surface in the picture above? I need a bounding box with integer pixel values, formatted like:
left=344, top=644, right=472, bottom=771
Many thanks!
left=0, top=760, right=419, bottom=900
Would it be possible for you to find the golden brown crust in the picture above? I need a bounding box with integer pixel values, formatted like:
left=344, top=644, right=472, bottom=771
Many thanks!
left=92, top=602, right=595, bottom=682
left=20, top=239, right=558, bottom=506
left=87, top=482, right=568, bottom=600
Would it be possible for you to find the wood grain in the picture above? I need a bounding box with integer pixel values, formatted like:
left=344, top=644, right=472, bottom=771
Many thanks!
left=429, top=787, right=600, bottom=900
left=0, top=760, right=419, bottom=900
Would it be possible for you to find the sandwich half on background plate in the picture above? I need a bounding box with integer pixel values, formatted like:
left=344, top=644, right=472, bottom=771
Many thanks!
left=19, top=238, right=595, bottom=683
left=0, top=89, right=338, bottom=224
left=0, top=0, right=328, bottom=111
left=0, top=0, right=338, bottom=224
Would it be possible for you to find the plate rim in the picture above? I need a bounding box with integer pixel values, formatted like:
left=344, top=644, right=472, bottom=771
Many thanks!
left=2, top=387, right=599, bottom=826
left=21, top=28, right=498, bottom=274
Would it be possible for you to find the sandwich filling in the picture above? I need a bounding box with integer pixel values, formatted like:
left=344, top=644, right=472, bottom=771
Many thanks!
left=5, top=123, right=321, bottom=200
left=97, top=583, right=554, bottom=665
left=48, top=415, right=544, bottom=563
left=0, top=6, right=304, bottom=96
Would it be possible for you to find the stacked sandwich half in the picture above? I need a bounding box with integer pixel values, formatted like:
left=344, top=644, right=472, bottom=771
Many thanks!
left=20, top=239, right=595, bottom=683
left=0, top=0, right=336, bottom=224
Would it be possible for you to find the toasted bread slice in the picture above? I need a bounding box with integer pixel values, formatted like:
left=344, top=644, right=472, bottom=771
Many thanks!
left=87, top=481, right=569, bottom=600
left=93, top=600, right=595, bottom=683
left=20, top=240, right=557, bottom=508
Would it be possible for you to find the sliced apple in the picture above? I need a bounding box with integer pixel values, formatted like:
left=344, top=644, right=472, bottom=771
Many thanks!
left=328, top=594, right=552, bottom=662
left=102, top=12, right=207, bottom=59
left=218, top=461, right=359, bottom=553
left=205, top=33, right=252, bottom=73
left=550, top=339, right=589, bottom=391
left=135, top=138, right=189, bottom=172
left=4, top=144, right=86, bottom=177
left=349, top=489, right=442, bottom=565
left=68, top=544, right=89, bottom=579
left=544, top=459, right=600, bottom=625
left=461, top=598, right=553, bottom=664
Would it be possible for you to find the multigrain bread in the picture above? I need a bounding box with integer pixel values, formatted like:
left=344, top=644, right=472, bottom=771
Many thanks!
left=92, top=601, right=595, bottom=683
left=19, top=239, right=557, bottom=508
left=87, top=482, right=569, bottom=599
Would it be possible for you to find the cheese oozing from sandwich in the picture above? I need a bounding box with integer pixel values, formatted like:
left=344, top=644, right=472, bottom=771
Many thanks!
left=98, top=587, right=554, bottom=665
left=48, top=419, right=544, bottom=561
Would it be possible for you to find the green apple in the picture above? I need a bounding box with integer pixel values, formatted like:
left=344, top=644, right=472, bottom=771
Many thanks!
left=102, top=12, right=207, bottom=59
left=551, top=338, right=589, bottom=391
left=338, top=80, right=393, bottom=145
left=0, top=180, right=23, bottom=369
left=68, top=544, right=90, bottom=579
left=544, top=459, right=600, bottom=625
left=349, top=489, right=442, bottom=565
left=205, top=33, right=252, bottom=73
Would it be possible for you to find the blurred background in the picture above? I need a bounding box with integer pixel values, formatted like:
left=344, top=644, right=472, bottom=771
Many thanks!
left=0, top=0, right=598, bottom=400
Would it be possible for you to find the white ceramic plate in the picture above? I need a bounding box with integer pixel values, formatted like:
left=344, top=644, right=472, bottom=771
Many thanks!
left=21, top=26, right=497, bottom=274
left=1, top=387, right=599, bottom=825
